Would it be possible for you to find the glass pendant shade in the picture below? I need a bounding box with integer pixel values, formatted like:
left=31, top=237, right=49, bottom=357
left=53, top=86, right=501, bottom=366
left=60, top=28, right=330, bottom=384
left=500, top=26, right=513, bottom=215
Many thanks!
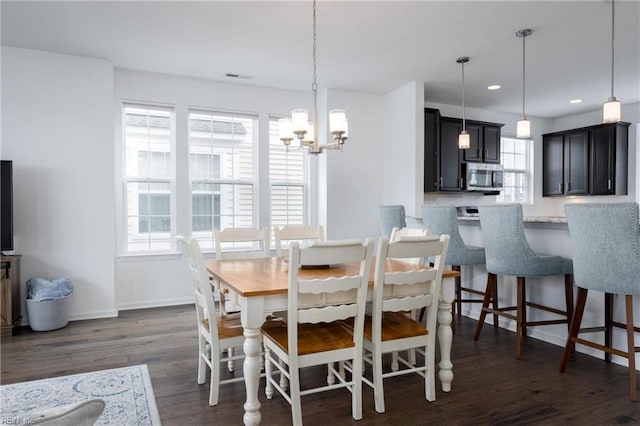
left=603, top=97, right=621, bottom=123
left=329, top=109, right=347, bottom=133
left=278, top=118, right=294, bottom=142
left=458, top=131, right=470, bottom=149
left=516, top=118, right=531, bottom=139
left=302, top=124, right=315, bottom=144
left=291, top=109, right=309, bottom=134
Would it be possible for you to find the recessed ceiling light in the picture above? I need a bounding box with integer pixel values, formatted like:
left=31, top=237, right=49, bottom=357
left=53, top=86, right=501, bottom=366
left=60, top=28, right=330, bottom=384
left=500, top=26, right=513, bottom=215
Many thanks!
left=569, top=99, right=583, bottom=104
left=487, top=85, right=501, bottom=90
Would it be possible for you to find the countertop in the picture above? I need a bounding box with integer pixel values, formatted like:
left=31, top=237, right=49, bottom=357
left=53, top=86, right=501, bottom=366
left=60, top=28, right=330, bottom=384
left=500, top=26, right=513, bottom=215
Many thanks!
left=457, top=216, right=567, bottom=223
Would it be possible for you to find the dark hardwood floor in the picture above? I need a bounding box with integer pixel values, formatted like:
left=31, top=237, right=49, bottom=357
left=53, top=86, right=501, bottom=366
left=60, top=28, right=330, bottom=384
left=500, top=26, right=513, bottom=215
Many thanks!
left=2, top=305, right=638, bottom=425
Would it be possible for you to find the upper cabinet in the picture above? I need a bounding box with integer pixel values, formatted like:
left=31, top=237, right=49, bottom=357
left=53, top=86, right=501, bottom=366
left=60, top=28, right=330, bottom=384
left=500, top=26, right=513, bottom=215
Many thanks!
left=438, top=117, right=464, bottom=191
left=424, top=108, right=440, bottom=193
left=542, top=122, right=629, bottom=197
left=424, top=108, right=503, bottom=193
left=462, top=121, right=502, bottom=163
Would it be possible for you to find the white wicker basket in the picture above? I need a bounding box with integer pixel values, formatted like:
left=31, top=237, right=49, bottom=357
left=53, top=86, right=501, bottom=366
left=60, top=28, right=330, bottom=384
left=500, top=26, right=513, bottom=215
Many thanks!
left=26, top=294, right=72, bottom=331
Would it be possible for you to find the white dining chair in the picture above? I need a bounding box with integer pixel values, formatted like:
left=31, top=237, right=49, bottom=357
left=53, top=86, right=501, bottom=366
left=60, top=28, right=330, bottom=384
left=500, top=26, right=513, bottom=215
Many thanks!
left=389, top=226, right=432, bottom=366
left=261, top=238, right=374, bottom=425
left=389, top=226, right=430, bottom=265
left=214, top=226, right=270, bottom=260
left=177, top=235, right=246, bottom=406
left=354, top=234, right=449, bottom=413
left=214, top=226, right=270, bottom=312
left=274, top=224, right=324, bottom=257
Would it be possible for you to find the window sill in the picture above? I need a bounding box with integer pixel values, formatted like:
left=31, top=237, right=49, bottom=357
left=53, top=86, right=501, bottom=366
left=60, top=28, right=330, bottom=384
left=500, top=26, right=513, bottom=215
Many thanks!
left=117, top=252, right=182, bottom=262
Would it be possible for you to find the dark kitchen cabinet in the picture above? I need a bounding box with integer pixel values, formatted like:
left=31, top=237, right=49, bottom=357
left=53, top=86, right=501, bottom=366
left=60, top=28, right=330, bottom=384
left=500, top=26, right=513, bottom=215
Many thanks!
left=543, top=134, right=564, bottom=196
left=590, top=122, right=629, bottom=195
left=424, top=108, right=440, bottom=193
left=542, top=122, right=629, bottom=197
left=462, top=122, right=501, bottom=164
left=564, top=130, right=590, bottom=195
left=438, top=118, right=464, bottom=191
left=424, top=109, right=504, bottom=193
left=542, top=130, right=588, bottom=196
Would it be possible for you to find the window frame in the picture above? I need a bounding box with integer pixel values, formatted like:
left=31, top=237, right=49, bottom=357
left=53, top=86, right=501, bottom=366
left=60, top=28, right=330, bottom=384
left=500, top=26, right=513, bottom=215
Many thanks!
left=268, top=116, right=310, bottom=246
left=122, top=102, right=177, bottom=254
left=497, top=135, right=533, bottom=205
left=188, top=109, right=259, bottom=250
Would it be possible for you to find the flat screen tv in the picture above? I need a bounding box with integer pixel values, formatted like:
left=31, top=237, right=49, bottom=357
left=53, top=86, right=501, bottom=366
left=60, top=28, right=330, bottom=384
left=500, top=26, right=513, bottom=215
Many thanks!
left=1, top=160, right=13, bottom=252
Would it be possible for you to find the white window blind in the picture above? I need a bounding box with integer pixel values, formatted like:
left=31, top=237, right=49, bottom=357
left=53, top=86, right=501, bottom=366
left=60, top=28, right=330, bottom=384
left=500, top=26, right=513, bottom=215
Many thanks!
left=123, top=104, right=175, bottom=252
left=269, top=118, right=307, bottom=240
left=498, top=136, right=532, bottom=204
left=189, top=110, right=257, bottom=250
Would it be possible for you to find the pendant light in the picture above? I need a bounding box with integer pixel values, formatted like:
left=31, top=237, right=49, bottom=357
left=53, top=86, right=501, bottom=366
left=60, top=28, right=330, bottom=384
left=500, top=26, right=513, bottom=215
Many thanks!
left=516, top=29, right=532, bottom=139
left=278, top=0, right=348, bottom=154
left=603, top=0, right=621, bottom=123
left=457, top=57, right=470, bottom=150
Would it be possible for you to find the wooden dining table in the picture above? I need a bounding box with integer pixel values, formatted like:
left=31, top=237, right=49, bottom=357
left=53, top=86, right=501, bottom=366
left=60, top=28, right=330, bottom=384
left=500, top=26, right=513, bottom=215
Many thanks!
left=206, top=256, right=460, bottom=426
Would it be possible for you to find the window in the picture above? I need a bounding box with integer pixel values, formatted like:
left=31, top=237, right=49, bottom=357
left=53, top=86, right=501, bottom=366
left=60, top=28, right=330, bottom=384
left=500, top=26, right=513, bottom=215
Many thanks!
left=124, top=104, right=175, bottom=252
left=497, top=136, right=532, bottom=204
left=269, top=118, right=307, bottom=237
left=189, top=110, right=256, bottom=249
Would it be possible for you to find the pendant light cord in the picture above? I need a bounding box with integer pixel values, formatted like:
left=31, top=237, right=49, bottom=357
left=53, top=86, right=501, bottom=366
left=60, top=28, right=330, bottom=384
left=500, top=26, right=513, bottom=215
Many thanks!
left=461, top=61, right=466, bottom=131
left=312, top=0, right=318, bottom=143
left=522, top=33, right=526, bottom=117
left=610, top=0, right=615, bottom=99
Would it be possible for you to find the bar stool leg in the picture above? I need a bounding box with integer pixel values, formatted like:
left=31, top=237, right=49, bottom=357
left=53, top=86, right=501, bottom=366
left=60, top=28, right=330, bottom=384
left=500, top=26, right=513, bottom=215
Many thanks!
left=605, top=292, right=613, bottom=362
left=519, top=277, right=527, bottom=338
left=560, top=287, right=588, bottom=372
left=474, top=273, right=496, bottom=341
left=625, top=295, right=638, bottom=402
left=454, top=265, right=462, bottom=317
left=492, top=283, right=499, bottom=328
left=564, top=274, right=574, bottom=332
left=516, top=277, right=525, bottom=360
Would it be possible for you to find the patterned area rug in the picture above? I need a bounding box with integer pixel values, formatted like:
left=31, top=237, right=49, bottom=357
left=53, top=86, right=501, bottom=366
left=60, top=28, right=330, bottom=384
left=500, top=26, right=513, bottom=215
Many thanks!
left=0, top=364, right=161, bottom=425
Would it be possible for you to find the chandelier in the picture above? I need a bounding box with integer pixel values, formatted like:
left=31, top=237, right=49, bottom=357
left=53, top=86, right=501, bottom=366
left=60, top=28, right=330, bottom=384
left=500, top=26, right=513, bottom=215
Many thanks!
left=278, top=0, right=348, bottom=154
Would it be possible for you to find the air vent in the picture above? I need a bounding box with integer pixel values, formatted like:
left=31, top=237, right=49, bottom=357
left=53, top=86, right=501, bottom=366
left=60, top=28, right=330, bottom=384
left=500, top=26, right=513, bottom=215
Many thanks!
left=225, top=73, right=252, bottom=80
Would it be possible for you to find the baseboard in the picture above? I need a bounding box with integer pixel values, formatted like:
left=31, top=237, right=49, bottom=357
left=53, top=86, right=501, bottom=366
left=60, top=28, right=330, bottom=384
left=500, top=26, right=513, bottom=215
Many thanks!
left=117, top=297, right=194, bottom=311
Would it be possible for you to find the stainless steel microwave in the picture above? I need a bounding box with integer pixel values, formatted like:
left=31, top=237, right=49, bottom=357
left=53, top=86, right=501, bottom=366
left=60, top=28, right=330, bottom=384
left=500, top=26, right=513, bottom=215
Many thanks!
left=465, top=163, right=504, bottom=192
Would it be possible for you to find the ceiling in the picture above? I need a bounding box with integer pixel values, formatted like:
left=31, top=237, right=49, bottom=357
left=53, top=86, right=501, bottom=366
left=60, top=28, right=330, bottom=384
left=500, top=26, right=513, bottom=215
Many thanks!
left=2, top=1, right=639, bottom=119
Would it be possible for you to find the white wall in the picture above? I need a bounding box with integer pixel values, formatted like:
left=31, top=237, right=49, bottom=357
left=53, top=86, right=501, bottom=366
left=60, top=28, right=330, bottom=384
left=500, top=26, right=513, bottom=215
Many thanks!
left=382, top=82, right=425, bottom=217
left=1, top=47, right=117, bottom=322
left=321, top=89, right=385, bottom=240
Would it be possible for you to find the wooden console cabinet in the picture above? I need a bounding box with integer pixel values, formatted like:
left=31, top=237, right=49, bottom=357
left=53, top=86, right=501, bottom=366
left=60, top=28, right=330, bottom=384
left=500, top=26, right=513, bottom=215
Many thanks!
left=1, top=255, right=21, bottom=336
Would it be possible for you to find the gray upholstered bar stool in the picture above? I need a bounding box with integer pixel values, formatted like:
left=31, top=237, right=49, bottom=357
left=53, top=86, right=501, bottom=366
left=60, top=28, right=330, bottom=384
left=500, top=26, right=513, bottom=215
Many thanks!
left=475, top=203, right=574, bottom=359
left=379, top=205, right=406, bottom=238
left=422, top=205, right=497, bottom=326
left=561, top=202, right=639, bottom=402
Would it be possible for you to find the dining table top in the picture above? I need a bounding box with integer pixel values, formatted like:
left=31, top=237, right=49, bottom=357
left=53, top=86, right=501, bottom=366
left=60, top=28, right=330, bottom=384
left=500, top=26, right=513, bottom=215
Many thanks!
left=205, top=256, right=460, bottom=298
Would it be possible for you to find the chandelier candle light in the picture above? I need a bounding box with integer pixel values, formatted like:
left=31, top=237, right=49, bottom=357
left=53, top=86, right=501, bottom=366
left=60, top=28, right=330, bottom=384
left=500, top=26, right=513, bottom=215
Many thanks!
left=516, top=29, right=532, bottom=139
left=457, top=57, right=470, bottom=150
left=279, top=0, right=348, bottom=154
left=603, top=0, right=621, bottom=123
